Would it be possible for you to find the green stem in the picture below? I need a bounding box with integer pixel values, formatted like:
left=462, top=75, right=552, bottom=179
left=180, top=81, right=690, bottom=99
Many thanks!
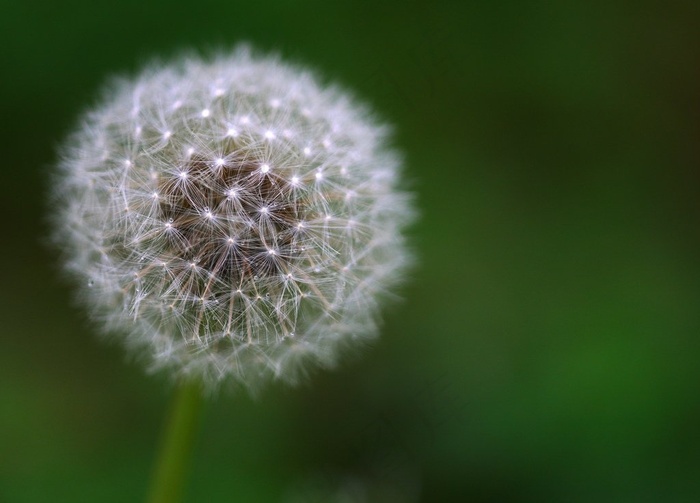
left=147, top=379, right=205, bottom=503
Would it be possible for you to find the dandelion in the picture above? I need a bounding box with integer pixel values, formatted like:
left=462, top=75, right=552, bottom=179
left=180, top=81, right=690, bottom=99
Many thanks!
left=52, top=46, right=414, bottom=392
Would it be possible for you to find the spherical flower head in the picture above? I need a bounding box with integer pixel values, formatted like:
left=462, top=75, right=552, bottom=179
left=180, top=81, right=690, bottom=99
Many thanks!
left=53, top=46, right=413, bottom=392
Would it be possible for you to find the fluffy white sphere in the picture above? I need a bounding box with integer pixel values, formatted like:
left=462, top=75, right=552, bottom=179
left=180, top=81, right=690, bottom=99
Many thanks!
left=53, top=46, right=413, bottom=391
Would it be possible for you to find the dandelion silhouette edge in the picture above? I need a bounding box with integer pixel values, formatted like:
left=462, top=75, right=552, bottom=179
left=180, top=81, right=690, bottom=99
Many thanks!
left=52, top=46, right=414, bottom=391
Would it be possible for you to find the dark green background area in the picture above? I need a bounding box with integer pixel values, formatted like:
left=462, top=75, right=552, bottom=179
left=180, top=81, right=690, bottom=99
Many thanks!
left=1, top=1, right=699, bottom=501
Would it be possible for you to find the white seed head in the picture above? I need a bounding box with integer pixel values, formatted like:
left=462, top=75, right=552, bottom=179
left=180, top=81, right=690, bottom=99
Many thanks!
left=52, top=46, right=414, bottom=392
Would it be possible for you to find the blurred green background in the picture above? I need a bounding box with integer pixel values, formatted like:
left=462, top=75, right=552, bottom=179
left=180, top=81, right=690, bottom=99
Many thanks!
left=2, top=1, right=699, bottom=501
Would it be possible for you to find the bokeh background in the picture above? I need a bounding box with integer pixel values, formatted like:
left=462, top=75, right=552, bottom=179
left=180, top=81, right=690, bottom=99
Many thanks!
left=2, top=1, right=699, bottom=501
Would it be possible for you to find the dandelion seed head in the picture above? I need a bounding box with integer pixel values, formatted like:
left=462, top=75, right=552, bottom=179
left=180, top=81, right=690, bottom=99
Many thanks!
left=52, top=45, right=414, bottom=392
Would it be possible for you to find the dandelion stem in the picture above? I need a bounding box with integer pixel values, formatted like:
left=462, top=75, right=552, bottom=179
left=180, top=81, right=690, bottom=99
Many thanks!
left=147, top=379, right=204, bottom=503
